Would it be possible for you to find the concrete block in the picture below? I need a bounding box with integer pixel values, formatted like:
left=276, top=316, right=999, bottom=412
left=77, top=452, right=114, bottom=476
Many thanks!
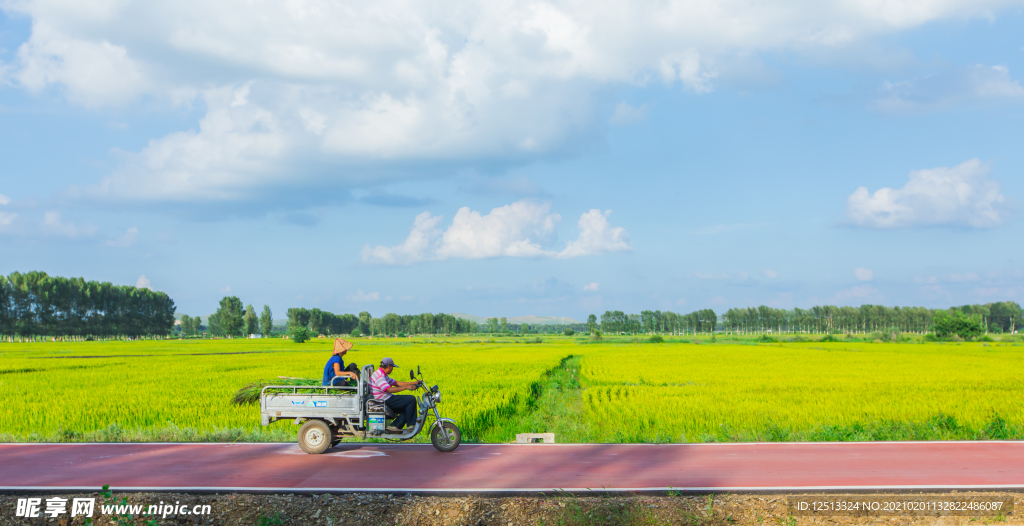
left=515, top=433, right=555, bottom=444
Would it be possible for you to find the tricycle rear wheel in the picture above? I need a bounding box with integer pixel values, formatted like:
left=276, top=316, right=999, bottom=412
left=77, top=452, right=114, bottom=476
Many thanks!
left=430, top=421, right=461, bottom=452
left=298, top=420, right=332, bottom=454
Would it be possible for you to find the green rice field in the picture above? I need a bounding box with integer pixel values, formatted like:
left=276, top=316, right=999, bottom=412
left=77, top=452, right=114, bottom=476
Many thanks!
left=1, top=336, right=1022, bottom=443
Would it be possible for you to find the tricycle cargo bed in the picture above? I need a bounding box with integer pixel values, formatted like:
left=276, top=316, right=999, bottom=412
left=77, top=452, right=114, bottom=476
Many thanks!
left=260, top=385, right=359, bottom=426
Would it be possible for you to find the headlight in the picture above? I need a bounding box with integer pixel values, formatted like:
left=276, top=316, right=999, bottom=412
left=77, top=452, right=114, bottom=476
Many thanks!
left=433, top=392, right=441, bottom=404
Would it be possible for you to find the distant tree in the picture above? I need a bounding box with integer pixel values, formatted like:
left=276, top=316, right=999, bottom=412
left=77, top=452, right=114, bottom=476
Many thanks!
left=181, top=315, right=192, bottom=337
left=587, top=314, right=597, bottom=334
left=933, top=310, right=984, bottom=339
left=207, top=312, right=222, bottom=336
left=309, top=308, right=324, bottom=335
left=499, top=317, right=507, bottom=334
left=214, top=296, right=244, bottom=337
left=260, top=305, right=273, bottom=337
left=243, top=304, right=258, bottom=336
left=290, top=326, right=310, bottom=343
left=563, top=328, right=574, bottom=336
left=358, top=311, right=372, bottom=335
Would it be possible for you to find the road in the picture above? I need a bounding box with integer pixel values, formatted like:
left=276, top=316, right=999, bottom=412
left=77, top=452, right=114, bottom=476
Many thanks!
left=2, top=441, right=1022, bottom=493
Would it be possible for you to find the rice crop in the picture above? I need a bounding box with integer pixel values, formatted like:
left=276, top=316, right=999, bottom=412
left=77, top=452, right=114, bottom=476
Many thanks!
left=2, top=336, right=1022, bottom=443
left=0, top=337, right=567, bottom=442
left=578, top=341, right=1024, bottom=442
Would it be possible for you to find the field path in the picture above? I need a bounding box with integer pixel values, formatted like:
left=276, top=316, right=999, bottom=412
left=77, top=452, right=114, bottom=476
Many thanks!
left=2, top=441, right=1022, bottom=492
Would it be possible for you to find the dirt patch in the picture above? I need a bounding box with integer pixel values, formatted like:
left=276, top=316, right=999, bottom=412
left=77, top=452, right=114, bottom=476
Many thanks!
left=0, top=491, right=1019, bottom=526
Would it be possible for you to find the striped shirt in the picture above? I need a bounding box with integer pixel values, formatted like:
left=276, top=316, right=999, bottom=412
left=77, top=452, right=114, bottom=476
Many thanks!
left=370, top=369, right=397, bottom=401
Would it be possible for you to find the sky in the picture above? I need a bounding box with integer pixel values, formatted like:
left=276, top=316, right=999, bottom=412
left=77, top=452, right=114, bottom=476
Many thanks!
left=1, top=0, right=1022, bottom=320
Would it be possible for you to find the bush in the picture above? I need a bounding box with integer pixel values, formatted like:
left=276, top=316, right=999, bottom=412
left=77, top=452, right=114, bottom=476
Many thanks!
left=590, top=330, right=602, bottom=341
left=290, top=326, right=310, bottom=343
left=757, top=333, right=778, bottom=343
left=349, top=328, right=361, bottom=337
left=933, top=310, right=984, bottom=340
left=563, top=328, right=574, bottom=336
left=397, top=332, right=407, bottom=338
left=648, top=335, right=664, bottom=343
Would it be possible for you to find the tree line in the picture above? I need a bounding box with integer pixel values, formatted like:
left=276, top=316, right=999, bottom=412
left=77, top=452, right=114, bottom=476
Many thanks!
left=598, top=309, right=718, bottom=335
left=286, top=308, right=480, bottom=337
left=720, top=302, right=1021, bottom=335
left=0, top=271, right=176, bottom=341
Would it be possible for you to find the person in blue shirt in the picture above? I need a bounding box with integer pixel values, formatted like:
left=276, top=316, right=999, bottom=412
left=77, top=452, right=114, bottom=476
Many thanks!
left=323, top=338, right=360, bottom=386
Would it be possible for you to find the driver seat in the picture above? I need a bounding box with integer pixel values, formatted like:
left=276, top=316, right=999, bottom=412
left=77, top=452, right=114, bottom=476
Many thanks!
left=361, top=364, right=397, bottom=419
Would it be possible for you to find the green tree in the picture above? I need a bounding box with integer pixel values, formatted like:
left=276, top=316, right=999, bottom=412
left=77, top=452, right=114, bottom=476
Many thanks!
left=933, top=310, right=984, bottom=339
left=587, top=314, right=597, bottom=334
left=243, top=304, right=258, bottom=337
left=260, top=305, right=273, bottom=337
left=499, top=317, right=507, bottom=334
left=358, top=311, right=372, bottom=335
left=180, top=315, right=191, bottom=337
left=215, top=296, right=244, bottom=337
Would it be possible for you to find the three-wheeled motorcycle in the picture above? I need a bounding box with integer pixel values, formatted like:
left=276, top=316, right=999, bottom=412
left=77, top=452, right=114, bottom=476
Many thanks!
left=259, top=364, right=460, bottom=453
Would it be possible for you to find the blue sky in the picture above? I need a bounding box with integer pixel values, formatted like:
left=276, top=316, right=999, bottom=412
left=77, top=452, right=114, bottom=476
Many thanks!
left=1, top=1, right=1022, bottom=320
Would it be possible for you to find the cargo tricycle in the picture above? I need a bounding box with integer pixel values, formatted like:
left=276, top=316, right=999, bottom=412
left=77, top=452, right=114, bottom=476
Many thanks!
left=259, top=364, right=460, bottom=453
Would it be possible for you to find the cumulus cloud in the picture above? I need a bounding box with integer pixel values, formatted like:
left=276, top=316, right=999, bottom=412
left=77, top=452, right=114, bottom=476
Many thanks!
left=41, top=211, right=98, bottom=238
left=872, top=64, right=1024, bottom=113
left=5, top=0, right=1017, bottom=204
left=362, top=200, right=630, bottom=265
left=583, top=282, right=599, bottom=292
left=0, top=194, right=10, bottom=205
left=845, top=159, right=1006, bottom=228
left=762, top=269, right=779, bottom=279
left=854, top=267, right=874, bottom=281
left=105, top=227, right=140, bottom=248
left=556, top=209, right=631, bottom=259
left=136, top=275, right=151, bottom=289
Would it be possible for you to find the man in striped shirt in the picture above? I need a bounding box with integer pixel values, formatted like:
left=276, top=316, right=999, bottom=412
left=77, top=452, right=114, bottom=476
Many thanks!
left=370, top=357, right=421, bottom=433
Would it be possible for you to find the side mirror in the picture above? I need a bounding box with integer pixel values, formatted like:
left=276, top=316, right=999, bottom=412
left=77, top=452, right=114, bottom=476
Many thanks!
left=410, top=370, right=415, bottom=380
left=417, top=365, right=421, bottom=375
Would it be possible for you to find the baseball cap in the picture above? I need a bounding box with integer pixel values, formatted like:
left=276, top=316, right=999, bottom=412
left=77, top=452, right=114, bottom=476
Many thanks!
left=381, top=357, right=399, bottom=368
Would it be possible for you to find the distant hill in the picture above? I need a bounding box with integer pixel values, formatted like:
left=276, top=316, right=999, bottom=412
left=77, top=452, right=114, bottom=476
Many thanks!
left=452, top=312, right=581, bottom=325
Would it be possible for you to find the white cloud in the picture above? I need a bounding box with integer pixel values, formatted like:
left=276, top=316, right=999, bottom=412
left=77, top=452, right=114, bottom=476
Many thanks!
left=436, top=201, right=560, bottom=260
left=105, top=227, right=139, bottom=248
left=556, top=209, right=631, bottom=259
left=362, top=200, right=630, bottom=265
left=6, top=0, right=1017, bottom=203
left=762, top=269, right=779, bottom=279
left=348, top=290, right=381, bottom=302
left=136, top=275, right=151, bottom=289
left=946, top=272, right=979, bottom=282
left=583, top=282, right=599, bottom=292
left=872, top=64, right=1024, bottom=113
left=0, top=212, right=16, bottom=228
left=41, top=211, right=98, bottom=238
left=854, top=267, right=874, bottom=281
left=845, top=159, right=1006, bottom=228
left=695, top=271, right=730, bottom=280
left=0, top=194, right=10, bottom=205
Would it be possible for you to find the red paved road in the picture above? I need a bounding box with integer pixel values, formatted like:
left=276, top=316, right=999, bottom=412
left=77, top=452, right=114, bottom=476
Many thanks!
left=2, top=442, right=1022, bottom=492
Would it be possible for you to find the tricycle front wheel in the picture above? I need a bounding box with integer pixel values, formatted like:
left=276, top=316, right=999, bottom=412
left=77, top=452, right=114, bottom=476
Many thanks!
left=430, top=422, right=461, bottom=452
